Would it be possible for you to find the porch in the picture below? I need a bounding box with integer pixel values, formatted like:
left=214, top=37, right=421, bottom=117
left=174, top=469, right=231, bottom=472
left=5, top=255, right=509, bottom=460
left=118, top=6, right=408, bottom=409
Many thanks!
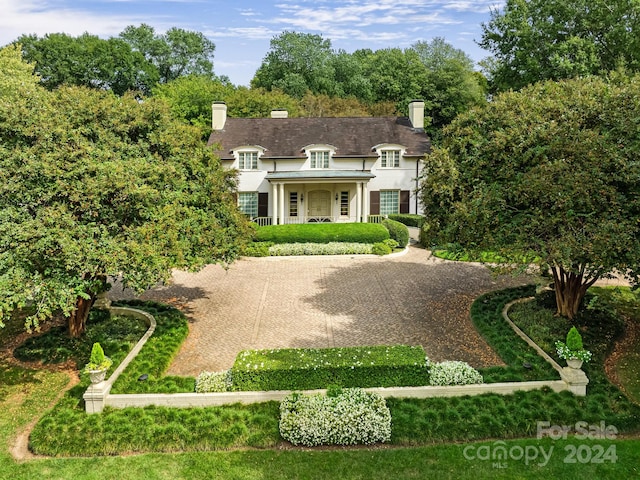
left=263, top=170, right=376, bottom=226
left=250, top=214, right=385, bottom=227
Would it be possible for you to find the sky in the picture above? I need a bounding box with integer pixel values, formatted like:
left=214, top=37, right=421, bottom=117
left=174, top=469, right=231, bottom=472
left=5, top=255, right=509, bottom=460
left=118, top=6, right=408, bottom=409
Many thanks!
left=0, top=0, right=504, bottom=86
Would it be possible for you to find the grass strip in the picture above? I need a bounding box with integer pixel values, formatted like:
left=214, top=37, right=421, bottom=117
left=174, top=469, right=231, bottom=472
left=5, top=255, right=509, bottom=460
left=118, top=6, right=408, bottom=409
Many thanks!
left=470, top=285, right=559, bottom=383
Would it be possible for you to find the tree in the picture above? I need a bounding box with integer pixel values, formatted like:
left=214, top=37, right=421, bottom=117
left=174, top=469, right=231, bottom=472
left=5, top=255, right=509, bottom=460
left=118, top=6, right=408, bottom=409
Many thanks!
left=16, top=32, right=158, bottom=94
left=251, top=31, right=337, bottom=98
left=419, top=74, right=640, bottom=319
left=0, top=47, right=249, bottom=336
left=153, top=76, right=302, bottom=133
left=479, top=0, right=640, bottom=92
left=411, top=38, right=487, bottom=131
left=120, top=24, right=216, bottom=83
left=357, top=48, right=429, bottom=108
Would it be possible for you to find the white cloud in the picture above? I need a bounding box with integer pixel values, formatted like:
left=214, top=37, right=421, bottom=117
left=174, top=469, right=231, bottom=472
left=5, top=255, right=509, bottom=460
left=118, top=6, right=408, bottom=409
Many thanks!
left=0, top=0, right=148, bottom=46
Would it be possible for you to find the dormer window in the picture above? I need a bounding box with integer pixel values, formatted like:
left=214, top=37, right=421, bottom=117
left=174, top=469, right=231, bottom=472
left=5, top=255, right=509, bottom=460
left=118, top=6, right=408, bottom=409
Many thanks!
left=381, top=150, right=400, bottom=168
left=238, top=151, right=258, bottom=170
left=304, top=144, right=336, bottom=169
left=234, top=146, right=264, bottom=170
left=375, top=144, right=404, bottom=168
left=310, top=151, right=329, bottom=169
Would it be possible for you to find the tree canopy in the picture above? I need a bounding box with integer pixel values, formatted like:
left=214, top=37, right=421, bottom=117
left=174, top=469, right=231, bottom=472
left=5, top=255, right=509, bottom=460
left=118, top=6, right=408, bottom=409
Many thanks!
left=16, top=32, right=158, bottom=95
left=419, top=74, right=640, bottom=318
left=0, top=47, right=248, bottom=336
left=119, top=24, right=217, bottom=84
left=479, top=0, right=640, bottom=92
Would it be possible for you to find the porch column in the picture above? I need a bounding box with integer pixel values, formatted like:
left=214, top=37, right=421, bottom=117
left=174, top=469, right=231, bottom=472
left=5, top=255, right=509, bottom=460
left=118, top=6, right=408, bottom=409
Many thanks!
left=278, top=183, right=285, bottom=224
left=362, top=182, right=369, bottom=223
left=356, top=182, right=362, bottom=223
left=272, top=182, right=278, bottom=225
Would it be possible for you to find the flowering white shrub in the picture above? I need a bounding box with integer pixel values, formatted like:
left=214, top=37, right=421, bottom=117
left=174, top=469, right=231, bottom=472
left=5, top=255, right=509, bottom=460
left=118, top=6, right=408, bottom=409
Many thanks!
left=268, top=242, right=374, bottom=256
left=428, top=361, right=483, bottom=386
left=195, top=370, right=233, bottom=393
left=279, top=388, right=391, bottom=446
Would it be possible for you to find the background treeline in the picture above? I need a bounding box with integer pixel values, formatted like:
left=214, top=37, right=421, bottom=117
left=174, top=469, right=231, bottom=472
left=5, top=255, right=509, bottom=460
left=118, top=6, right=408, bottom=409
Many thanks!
left=10, top=28, right=487, bottom=137
left=9, top=0, right=640, bottom=137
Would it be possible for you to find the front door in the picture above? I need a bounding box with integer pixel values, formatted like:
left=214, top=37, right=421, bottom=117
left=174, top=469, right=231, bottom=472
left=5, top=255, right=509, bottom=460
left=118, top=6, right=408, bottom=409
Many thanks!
left=308, top=190, right=331, bottom=219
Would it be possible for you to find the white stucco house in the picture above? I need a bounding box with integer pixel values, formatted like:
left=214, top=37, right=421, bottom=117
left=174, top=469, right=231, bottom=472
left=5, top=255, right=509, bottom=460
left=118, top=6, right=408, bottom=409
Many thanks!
left=207, top=100, right=430, bottom=225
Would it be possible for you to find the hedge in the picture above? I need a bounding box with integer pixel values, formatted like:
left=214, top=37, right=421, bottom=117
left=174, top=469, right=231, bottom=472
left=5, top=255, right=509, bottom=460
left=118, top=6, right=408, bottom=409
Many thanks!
left=388, top=213, right=425, bottom=228
left=230, top=345, right=429, bottom=391
left=254, top=223, right=389, bottom=244
left=382, top=218, right=409, bottom=248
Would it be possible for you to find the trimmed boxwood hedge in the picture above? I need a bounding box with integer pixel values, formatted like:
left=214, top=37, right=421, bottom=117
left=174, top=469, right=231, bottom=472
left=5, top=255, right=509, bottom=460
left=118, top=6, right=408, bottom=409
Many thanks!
left=388, top=213, right=425, bottom=228
left=254, top=223, right=389, bottom=244
left=382, top=218, right=409, bottom=248
left=230, top=345, right=429, bottom=391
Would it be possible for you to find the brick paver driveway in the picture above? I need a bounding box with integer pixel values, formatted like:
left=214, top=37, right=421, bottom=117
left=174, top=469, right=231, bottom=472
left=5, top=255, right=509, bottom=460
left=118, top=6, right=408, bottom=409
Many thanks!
left=112, top=242, right=533, bottom=376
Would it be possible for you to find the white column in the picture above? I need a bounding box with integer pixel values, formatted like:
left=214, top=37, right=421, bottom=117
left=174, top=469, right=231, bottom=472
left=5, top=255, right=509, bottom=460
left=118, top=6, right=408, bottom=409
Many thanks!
left=279, top=183, right=285, bottom=225
left=355, top=182, right=362, bottom=223
left=362, top=182, right=369, bottom=223
left=272, top=183, right=278, bottom=225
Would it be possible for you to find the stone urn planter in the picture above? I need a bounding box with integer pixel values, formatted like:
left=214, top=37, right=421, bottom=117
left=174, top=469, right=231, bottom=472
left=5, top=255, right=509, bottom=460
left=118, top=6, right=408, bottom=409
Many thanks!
left=566, top=358, right=583, bottom=369
left=87, top=368, right=108, bottom=384
left=83, top=342, right=112, bottom=385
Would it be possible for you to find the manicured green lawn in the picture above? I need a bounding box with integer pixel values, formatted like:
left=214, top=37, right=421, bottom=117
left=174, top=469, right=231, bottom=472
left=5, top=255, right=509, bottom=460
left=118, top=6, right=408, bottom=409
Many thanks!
left=2, top=285, right=640, bottom=477
left=1, top=364, right=639, bottom=480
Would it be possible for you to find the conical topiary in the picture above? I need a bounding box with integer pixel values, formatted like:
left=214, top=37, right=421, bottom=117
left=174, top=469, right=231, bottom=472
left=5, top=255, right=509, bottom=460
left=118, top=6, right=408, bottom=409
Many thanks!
left=565, top=326, right=584, bottom=351
left=84, top=342, right=113, bottom=372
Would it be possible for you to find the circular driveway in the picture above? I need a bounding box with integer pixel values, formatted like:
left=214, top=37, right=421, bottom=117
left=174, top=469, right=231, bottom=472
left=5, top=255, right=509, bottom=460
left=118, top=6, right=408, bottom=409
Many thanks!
left=111, top=244, right=534, bottom=376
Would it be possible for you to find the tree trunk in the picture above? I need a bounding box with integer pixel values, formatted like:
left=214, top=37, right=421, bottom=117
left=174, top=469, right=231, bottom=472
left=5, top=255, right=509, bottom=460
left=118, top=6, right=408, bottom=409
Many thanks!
left=550, top=265, right=599, bottom=319
left=68, top=294, right=95, bottom=338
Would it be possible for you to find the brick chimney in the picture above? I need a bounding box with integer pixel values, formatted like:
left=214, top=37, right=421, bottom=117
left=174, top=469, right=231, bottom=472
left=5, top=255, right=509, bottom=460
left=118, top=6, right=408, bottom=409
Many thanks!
left=408, top=100, right=425, bottom=130
left=212, top=101, right=227, bottom=130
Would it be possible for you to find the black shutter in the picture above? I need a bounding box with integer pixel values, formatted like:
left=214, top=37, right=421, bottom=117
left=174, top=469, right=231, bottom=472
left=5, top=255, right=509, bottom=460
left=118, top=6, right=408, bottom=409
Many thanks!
left=400, top=190, right=410, bottom=214
left=258, top=192, right=268, bottom=217
left=370, top=191, right=380, bottom=215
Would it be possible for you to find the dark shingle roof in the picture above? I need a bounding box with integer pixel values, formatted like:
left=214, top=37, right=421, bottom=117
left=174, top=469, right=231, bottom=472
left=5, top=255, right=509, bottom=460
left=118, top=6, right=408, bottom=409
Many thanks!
left=207, top=116, right=430, bottom=159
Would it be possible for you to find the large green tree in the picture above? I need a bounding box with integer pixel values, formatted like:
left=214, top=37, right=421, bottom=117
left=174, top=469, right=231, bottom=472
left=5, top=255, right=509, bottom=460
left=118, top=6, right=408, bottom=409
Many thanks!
left=419, top=74, right=640, bottom=319
left=153, top=76, right=302, bottom=132
left=119, top=24, right=216, bottom=84
left=411, top=38, right=487, bottom=131
left=251, top=31, right=337, bottom=98
left=16, top=32, right=158, bottom=94
left=479, top=0, right=640, bottom=92
left=0, top=47, right=248, bottom=337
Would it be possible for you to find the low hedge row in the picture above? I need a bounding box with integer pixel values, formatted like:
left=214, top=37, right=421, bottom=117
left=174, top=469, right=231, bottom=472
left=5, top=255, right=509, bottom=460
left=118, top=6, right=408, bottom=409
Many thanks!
left=388, top=213, right=424, bottom=228
left=230, top=345, right=429, bottom=391
left=268, top=242, right=374, bottom=256
left=254, top=223, right=389, bottom=244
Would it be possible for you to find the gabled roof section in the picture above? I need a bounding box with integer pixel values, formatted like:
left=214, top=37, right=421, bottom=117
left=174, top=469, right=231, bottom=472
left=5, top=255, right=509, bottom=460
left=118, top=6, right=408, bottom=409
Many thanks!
left=208, top=116, right=430, bottom=160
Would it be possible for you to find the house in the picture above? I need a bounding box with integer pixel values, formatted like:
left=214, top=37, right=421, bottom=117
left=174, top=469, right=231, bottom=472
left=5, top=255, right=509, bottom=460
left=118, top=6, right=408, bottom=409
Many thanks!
left=207, top=100, right=430, bottom=225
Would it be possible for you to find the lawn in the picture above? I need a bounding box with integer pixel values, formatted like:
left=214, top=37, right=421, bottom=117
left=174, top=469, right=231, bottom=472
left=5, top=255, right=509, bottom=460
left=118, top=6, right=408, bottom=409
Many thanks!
left=1, top=286, right=639, bottom=478
left=0, top=364, right=639, bottom=479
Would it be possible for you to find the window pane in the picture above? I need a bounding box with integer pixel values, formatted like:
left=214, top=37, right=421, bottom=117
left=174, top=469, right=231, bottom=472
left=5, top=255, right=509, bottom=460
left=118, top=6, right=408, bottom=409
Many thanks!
left=289, top=192, right=298, bottom=217
left=381, top=150, right=400, bottom=168
left=239, top=192, right=258, bottom=218
left=311, top=151, right=329, bottom=168
left=239, top=152, right=258, bottom=170
left=380, top=190, right=399, bottom=215
left=340, top=191, right=349, bottom=216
